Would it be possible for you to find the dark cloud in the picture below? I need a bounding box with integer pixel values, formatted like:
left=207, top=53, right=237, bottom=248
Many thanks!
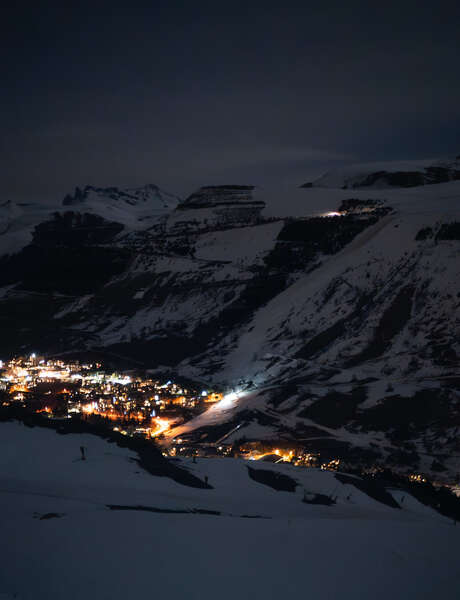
left=2, top=1, right=460, bottom=201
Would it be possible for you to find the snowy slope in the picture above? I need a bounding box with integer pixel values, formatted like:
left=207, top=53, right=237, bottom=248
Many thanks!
left=213, top=186, right=460, bottom=383
left=1, top=421, right=459, bottom=600
left=0, top=199, right=59, bottom=257
left=164, top=179, right=460, bottom=480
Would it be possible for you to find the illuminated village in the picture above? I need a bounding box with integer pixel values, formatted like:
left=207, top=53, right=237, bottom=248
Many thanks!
left=0, top=354, right=225, bottom=439
left=0, top=353, right=347, bottom=471
left=0, top=354, right=438, bottom=482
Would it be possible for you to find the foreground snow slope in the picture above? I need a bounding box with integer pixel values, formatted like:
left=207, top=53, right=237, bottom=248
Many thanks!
left=1, top=422, right=459, bottom=600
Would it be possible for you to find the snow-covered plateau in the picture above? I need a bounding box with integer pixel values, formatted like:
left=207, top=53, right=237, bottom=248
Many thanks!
left=0, top=157, right=459, bottom=480
left=1, top=421, right=459, bottom=600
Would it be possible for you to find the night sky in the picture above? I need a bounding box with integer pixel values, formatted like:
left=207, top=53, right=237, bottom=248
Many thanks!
left=3, top=1, right=460, bottom=202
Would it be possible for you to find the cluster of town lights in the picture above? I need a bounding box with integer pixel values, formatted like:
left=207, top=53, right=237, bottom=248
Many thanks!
left=4, top=354, right=439, bottom=485
left=0, top=357, right=351, bottom=472
left=0, top=354, right=224, bottom=441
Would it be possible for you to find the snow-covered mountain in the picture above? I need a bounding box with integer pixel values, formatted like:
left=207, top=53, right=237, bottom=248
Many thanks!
left=304, top=156, right=460, bottom=189
left=62, top=183, right=180, bottom=230
left=1, top=158, right=459, bottom=481
left=1, top=420, right=459, bottom=600
left=0, top=183, right=181, bottom=258
left=0, top=198, right=59, bottom=257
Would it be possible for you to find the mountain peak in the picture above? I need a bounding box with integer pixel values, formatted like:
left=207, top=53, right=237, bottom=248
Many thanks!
left=61, top=183, right=180, bottom=230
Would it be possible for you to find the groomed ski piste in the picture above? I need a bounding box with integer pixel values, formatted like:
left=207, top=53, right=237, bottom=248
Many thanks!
left=1, top=421, right=459, bottom=600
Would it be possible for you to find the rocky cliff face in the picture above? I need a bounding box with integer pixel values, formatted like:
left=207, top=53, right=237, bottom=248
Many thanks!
left=1, top=163, right=459, bottom=481
left=167, top=185, right=265, bottom=234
